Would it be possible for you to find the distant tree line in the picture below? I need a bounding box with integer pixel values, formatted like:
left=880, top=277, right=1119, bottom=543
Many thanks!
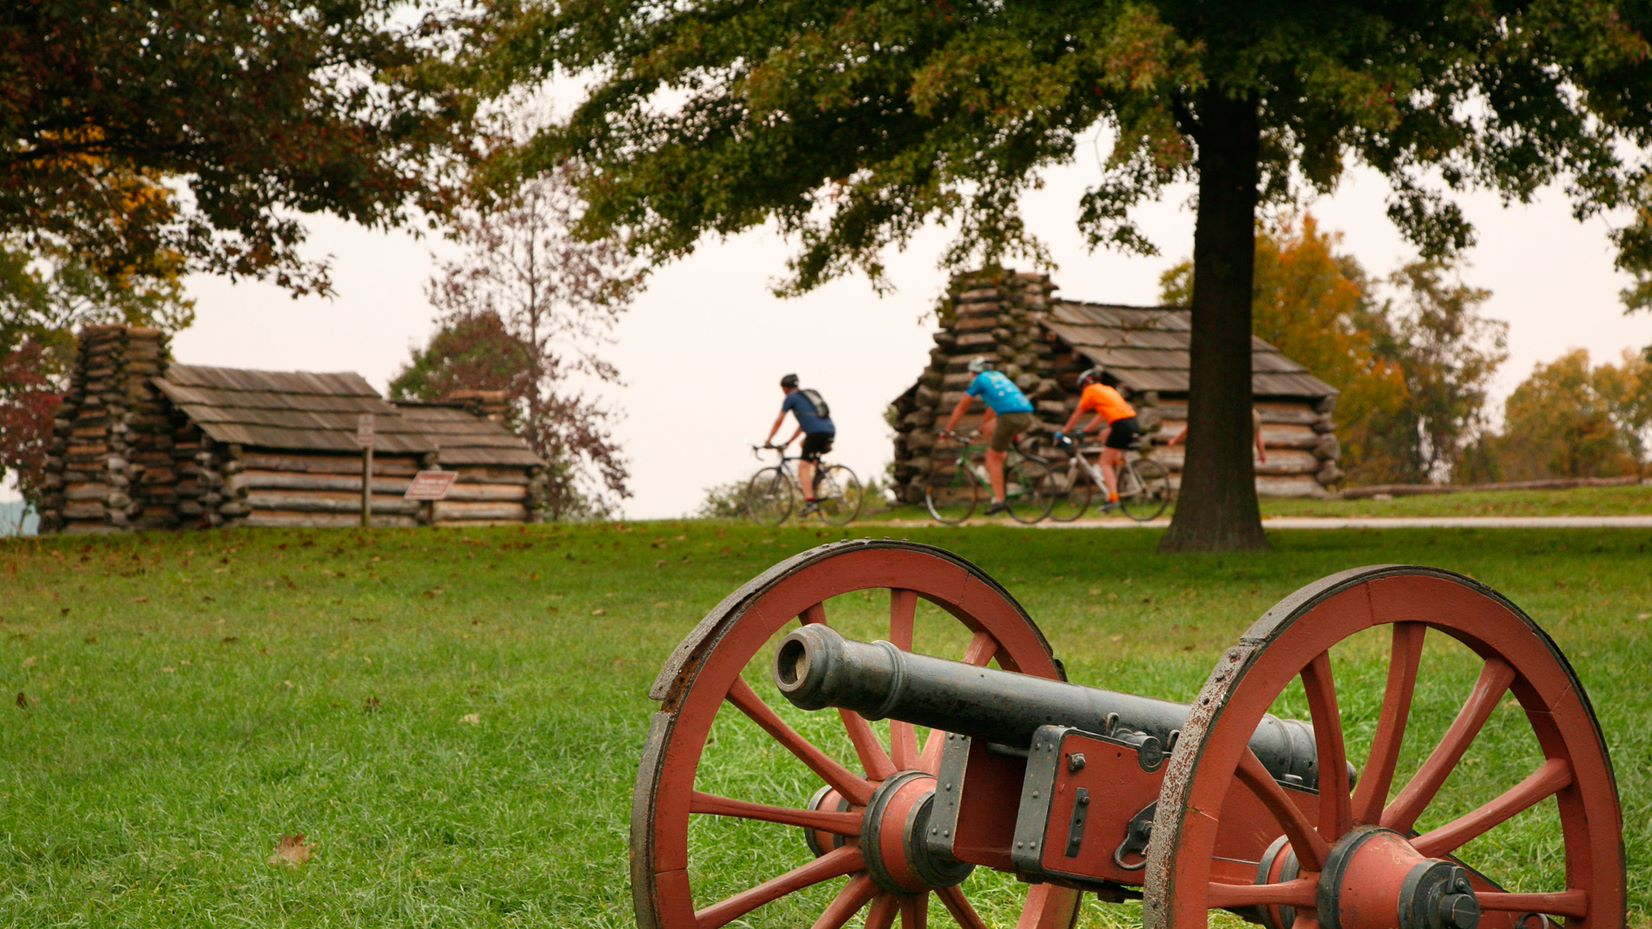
left=1166, top=213, right=1650, bottom=487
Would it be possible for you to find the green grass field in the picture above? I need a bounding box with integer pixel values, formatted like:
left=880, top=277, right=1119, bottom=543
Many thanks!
left=2, top=523, right=1648, bottom=928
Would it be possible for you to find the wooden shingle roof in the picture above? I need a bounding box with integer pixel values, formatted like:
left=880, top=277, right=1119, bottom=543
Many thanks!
left=1040, top=301, right=1336, bottom=398
left=154, top=365, right=436, bottom=454
left=394, top=404, right=544, bottom=468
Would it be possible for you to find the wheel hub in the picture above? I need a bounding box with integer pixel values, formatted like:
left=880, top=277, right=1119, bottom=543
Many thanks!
left=857, top=771, right=975, bottom=894
left=1257, top=829, right=1482, bottom=929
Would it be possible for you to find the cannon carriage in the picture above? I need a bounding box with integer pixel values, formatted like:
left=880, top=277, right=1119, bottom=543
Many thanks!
left=632, top=541, right=1623, bottom=929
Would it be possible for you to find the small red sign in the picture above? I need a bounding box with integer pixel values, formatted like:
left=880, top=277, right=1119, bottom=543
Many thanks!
left=404, top=470, right=458, bottom=501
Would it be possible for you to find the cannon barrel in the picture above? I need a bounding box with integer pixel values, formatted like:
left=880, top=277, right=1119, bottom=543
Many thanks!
left=775, top=624, right=1322, bottom=786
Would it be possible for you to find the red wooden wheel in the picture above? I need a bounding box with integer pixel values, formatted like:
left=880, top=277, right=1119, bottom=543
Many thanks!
left=633, top=540, right=1082, bottom=929
left=1142, top=566, right=1624, bottom=929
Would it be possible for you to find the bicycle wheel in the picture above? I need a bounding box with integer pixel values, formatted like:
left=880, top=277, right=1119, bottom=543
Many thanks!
left=1045, top=461, right=1092, bottom=522
left=922, top=459, right=978, bottom=524
left=1005, top=457, right=1055, bottom=524
left=1119, top=458, right=1171, bottom=522
left=813, top=464, right=864, bottom=525
left=745, top=467, right=794, bottom=525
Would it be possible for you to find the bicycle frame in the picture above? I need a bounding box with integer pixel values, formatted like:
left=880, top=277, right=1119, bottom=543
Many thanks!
left=1052, top=440, right=1150, bottom=496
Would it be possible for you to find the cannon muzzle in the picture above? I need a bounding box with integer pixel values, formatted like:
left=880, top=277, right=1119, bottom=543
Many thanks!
left=776, top=623, right=1322, bottom=786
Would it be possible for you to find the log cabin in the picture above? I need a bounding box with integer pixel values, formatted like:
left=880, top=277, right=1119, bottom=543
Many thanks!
left=889, top=271, right=1342, bottom=502
left=38, top=325, right=547, bottom=533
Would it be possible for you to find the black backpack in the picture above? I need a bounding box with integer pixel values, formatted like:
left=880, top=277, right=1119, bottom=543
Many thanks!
left=799, top=388, right=831, bottom=419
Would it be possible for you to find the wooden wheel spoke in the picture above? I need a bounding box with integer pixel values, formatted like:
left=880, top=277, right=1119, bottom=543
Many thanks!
left=1301, top=652, right=1352, bottom=840
left=809, top=874, right=879, bottom=929
left=1411, top=757, right=1573, bottom=858
left=694, top=844, right=865, bottom=929
left=899, top=893, right=929, bottom=929
left=1238, top=749, right=1330, bottom=871
left=889, top=589, right=917, bottom=650
left=1352, top=623, right=1426, bottom=825
left=800, top=602, right=828, bottom=627
left=1383, top=658, right=1517, bottom=833
left=1477, top=890, right=1588, bottom=919
left=961, top=630, right=998, bottom=667
left=1207, top=876, right=1317, bottom=909
left=865, top=893, right=900, bottom=929
left=918, top=727, right=949, bottom=773
left=841, top=708, right=897, bottom=781
left=936, top=885, right=989, bottom=929
left=889, top=589, right=920, bottom=769
left=690, top=791, right=863, bottom=836
left=727, top=677, right=874, bottom=806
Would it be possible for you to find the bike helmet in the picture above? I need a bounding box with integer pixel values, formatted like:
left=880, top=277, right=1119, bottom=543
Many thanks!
left=967, top=357, right=991, bottom=374
left=1077, top=366, right=1105, bottom=389
left=779, top=373, right=800, bottom=389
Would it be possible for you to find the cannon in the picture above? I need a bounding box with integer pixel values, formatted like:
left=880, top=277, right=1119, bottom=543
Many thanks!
left=633, top=541, right=1624, bottom=929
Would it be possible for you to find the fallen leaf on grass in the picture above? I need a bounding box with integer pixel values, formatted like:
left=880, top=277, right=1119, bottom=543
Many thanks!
left=363, top=696, right=381, bottom=713
left=161, top=666, right=176, bottom=674
left=591, top=608, right=607, bottom=617
left=15, top=692, right=27, bottom=709
left=459, top=713, right=480, bottom=725
left=133, top=596, right=149, bottom=604
left=268, top=834, right=314, bottom=869
left=21, top=655, right=37, bottom=668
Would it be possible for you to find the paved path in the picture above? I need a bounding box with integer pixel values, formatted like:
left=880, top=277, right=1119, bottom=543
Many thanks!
left=883, top=515, right=1652, bottom=529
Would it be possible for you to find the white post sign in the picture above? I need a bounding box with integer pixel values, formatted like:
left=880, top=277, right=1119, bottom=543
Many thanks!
left=355, top=414, right=376, bottom=448
left=404, top=470, right=458, bottom=502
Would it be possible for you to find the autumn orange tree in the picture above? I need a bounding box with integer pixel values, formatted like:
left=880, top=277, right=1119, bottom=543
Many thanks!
left=1163, top=214, right=1506, bottom=483
left=1164, top=215, right=1407, bottom=479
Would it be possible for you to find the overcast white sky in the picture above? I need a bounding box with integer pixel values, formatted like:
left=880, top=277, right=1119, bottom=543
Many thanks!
left=10, top=141, right=1651, bottom=517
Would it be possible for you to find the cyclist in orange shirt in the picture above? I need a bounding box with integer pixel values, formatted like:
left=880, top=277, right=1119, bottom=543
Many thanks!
left=1057, top=367, right=1140, bottom=508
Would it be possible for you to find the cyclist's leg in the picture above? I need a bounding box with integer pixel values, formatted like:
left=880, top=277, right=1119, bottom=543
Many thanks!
left=798, top=433, right=833, bottom=503
left=1099, top=447, right=1124, bottom=501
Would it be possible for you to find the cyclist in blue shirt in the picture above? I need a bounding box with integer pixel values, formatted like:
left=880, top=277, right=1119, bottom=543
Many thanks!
left=763, top=373, right=836, bottom=515
left=940, top=357, right=1037, bottom=515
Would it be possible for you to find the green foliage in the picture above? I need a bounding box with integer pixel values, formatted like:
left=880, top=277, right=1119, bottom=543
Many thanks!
left=1374, top=261, right=1507, bottom=483
left=387, top=312, right=533, bottom=404
left=692, top=478, right=751, bottom=520
left=482, top=0, right=1652, bottom=301
left=0, top=1, right=478, bottom=295
left=1464, top=349, right=1650, bottom=482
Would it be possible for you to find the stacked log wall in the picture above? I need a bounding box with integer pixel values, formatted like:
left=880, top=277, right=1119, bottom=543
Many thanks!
left=889, top=271, right=1097, bottom=503
left=222, top=450, right=545, bottom=527
left=38, top=326, right=177, bottom=533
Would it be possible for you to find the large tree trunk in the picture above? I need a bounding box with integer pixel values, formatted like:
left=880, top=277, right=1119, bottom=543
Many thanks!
left=1159, top=90, right=1268, bottom=553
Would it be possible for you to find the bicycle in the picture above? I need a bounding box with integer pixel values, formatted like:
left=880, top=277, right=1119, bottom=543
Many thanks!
left=744, top=445, right=864, bottom=526
left=1045, top=432, right=1173, bottom=522
left=923, top=430, right=1054, bottom=524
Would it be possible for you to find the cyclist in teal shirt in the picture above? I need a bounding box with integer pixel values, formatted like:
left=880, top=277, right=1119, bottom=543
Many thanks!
left=940, top=357, right=1038, bottom=515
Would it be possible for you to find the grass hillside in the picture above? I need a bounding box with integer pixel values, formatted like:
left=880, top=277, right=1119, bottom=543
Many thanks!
left=2, top=524, right=1647, bottom=927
